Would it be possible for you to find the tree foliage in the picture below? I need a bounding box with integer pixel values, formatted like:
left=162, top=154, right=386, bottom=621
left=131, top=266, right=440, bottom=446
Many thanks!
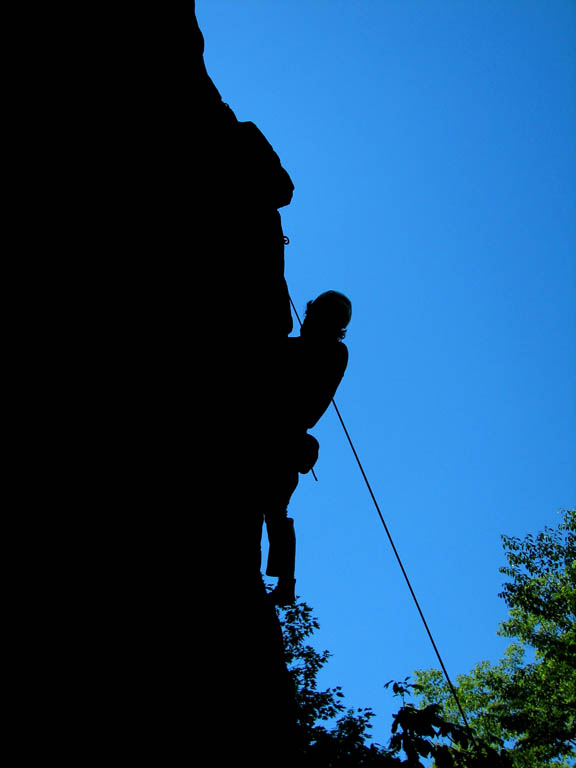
left=272, top=509, right=574, bottom=765
left=278, top=596, right=387, bottom=764
left=275, top=595, right=508, bottom=766
left=414, top=509, right=576, bottom=767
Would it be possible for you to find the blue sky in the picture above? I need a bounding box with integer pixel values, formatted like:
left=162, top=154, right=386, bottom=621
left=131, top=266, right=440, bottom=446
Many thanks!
left=197, top=0, right=575, bottom=746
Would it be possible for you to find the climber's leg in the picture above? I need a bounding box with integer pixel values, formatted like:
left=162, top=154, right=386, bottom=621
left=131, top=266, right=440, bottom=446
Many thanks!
left=267, top=517, right=296, bottom=606
left=266, top=513, right=295, bottom=577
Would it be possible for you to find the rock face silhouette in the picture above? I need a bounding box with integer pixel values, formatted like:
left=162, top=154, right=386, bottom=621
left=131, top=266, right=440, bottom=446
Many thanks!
left=26, top=6, right=297, bottom=762
left=193, top=4, right=299, bottom=760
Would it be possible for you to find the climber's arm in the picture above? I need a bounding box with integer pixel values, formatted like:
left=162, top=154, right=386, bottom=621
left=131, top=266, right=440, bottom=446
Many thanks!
left=304, top=344, right=348, bottom=429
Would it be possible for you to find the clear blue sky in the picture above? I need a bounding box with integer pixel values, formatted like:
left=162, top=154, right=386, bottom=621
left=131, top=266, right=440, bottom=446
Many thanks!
left=197, top=0, right=575, bottom=747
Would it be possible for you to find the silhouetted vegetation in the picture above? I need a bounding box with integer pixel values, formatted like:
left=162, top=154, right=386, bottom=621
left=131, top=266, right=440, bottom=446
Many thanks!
left=414, top=509, right=575, bottom=767
left=276, top=597, right=509, bottom=766
left=274, top=509, right=575, bottom=766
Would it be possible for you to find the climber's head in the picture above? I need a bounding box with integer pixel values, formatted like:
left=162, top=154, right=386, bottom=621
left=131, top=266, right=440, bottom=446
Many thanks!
left=300, top=290, right=352, bottom=341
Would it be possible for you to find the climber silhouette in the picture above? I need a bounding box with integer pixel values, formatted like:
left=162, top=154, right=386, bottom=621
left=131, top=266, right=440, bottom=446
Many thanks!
left=266, top=291, right=352, bottom=605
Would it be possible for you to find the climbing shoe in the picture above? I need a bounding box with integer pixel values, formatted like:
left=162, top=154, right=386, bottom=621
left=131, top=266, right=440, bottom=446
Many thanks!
left=268, top=579, right=296, bottom=607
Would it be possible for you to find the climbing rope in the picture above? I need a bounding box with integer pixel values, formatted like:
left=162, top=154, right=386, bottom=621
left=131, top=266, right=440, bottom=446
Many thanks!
left=288, top=291, right=477, bottom=746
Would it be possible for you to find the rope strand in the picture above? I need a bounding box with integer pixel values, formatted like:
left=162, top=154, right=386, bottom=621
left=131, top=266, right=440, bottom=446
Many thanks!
left=289, top=293, right=476, bottom=744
